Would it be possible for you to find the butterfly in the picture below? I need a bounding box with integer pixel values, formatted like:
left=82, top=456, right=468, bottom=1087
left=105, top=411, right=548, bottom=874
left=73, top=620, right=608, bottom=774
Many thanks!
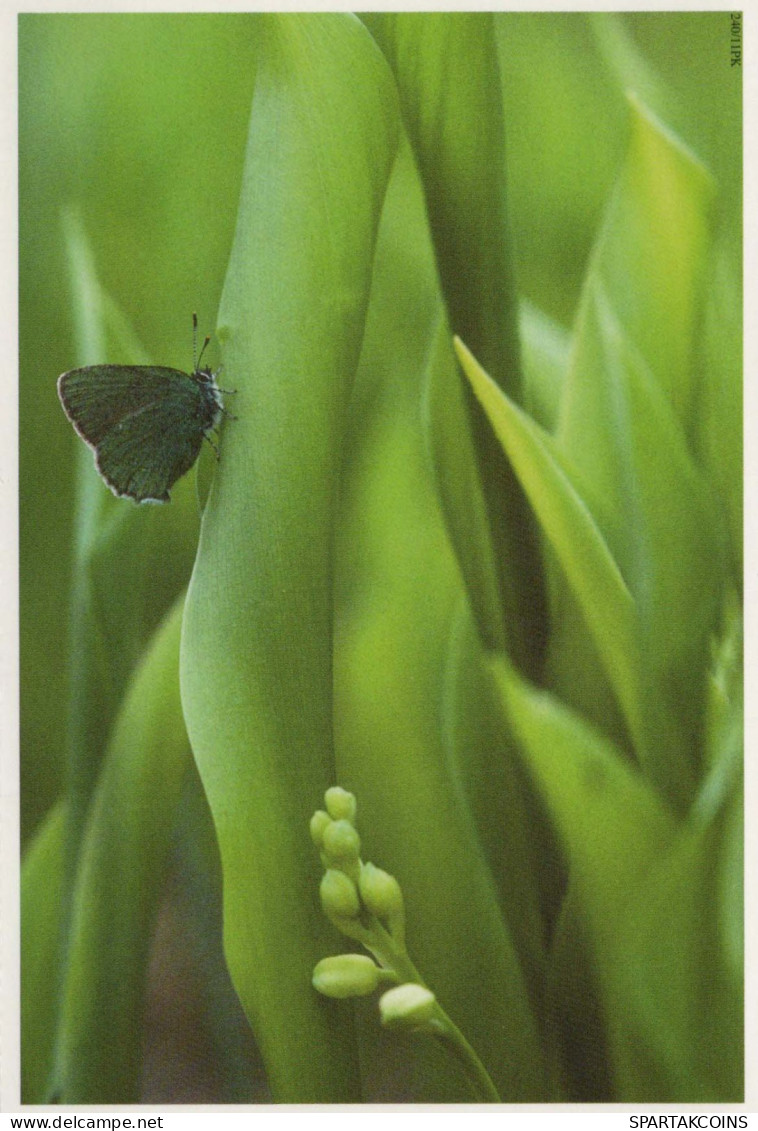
left=57, top=315, right=234, bottom=503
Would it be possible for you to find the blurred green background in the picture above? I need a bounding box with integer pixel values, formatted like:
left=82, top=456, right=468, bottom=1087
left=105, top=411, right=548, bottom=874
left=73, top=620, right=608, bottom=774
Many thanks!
left=20, top=11, right=740, bottom=844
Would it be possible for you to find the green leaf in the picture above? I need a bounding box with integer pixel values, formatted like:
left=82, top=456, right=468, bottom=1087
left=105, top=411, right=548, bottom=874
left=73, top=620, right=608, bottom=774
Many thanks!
left=589, top=13, right=680, bottom=132
left=490, top=656, right=675, bottom=907
left=552, top=102, right=722, bottom=807
left=459, top=99, right=725, bottom=809
left=440, top=599, right=555, bottom=1011
left=54, top=596, right=191, bottom=1102
left=490, top=657, right=741, bottom=1101
left=423, top=319, right=506, bottom=652
left=180, top=14, right=400, bottom=1102
left=455, top=336, right=639, bottom=746
left=578, top=287, right=721, bottom=806
left=333, top=148, right=548, bottom=1102
left=368, top=12, right=548, bottom=676
left=543, top=882, right=614, bottom=1101
left=365, top=13, right=519, bottom=390
left=60, top=214, right=202, bottom=875
left=519, top=299, right=570, bottom=434
left=562, top=95, right=715, bottom=439
left=21, top=800, right=67, bottom=1103
left=20, top=14, right=258, bottom=839
left=606, top=807, right=743, bottom=1101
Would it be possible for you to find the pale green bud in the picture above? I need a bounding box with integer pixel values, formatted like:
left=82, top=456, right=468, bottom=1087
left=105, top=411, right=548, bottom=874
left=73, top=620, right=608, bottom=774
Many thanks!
left=322, top=818, right=361, bottom=864
left=324, top=787, right=357, bottom=823
left=320, top=868, right=360, bottom=919
left=312, top=954, right=380, bottom=998
left=310, top=809, right=331, bottom=849
left=359, top=862, right=403, bottom=919
left=379, top=984, right=437, bottom=1030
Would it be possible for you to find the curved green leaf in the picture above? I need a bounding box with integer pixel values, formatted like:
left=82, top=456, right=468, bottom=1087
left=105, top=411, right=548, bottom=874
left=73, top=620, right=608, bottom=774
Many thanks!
left=55, top=595, right=191, bottom=1102
left=60, top=214, right=201, bottom=875
left=560, top=95, right=714, bottom=439
left=490, top=656, right=741, bottom=1100
left=607, top=807, right=742, bottom=1101
left=563, top=281, right=721, bottom=806
left=365, top=13, right=519, bottom=391
left=368, top=11, right=547, bottom=675
left=440, top=600, right=555, bottom=1012
left=455, top=336, right=639, bottom=747
left=333, top=147, right=547, bottom=1102
left=545, top=95, right=723, bottom=806
left=21, top=800, right=67, bottom=1103
left=490, top=656, right=674, bottom=903
left=542, top=882, right=614, bottom=1101
left=180, top=14, right=400, bottom=1102
left=423, top=318, right=506, bottom=652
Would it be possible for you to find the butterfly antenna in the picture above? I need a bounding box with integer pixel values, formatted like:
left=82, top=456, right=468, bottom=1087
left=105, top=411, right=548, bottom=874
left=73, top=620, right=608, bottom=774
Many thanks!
left=197, top=332, right=211, bottom=371
left=192, top=312, right=199, bottom=371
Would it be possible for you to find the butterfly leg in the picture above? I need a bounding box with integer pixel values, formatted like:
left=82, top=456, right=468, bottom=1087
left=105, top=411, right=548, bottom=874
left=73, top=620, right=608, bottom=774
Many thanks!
left=203, top=431, right=221, bottom=461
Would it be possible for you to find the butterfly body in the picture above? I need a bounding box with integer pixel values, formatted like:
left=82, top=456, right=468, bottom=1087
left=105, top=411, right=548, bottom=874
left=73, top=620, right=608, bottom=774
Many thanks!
left=57, top=362, right=225, bottom=503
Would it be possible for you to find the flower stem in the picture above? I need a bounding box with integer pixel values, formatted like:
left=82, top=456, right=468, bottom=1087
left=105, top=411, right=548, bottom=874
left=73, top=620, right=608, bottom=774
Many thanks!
left=367, top=917, right=501, bottom=1102
left=429, top=1009, right=502, bottom=1103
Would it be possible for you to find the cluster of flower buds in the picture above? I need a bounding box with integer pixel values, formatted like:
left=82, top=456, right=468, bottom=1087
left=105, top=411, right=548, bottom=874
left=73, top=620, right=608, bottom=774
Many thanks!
left=309, top=786, right=439, bottom=1032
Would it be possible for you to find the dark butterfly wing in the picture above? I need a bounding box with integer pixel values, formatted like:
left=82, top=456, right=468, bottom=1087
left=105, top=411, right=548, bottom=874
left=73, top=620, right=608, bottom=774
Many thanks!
left=57, top=365, right=191, bottom=447
left=94, top=389, right=207, bottom=503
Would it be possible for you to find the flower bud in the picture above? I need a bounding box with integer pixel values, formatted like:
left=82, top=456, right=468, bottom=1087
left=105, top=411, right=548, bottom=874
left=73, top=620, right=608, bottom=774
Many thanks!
left=322, top=818, right=361, bottom=864
left=320, top=868, right=360, bottom=919
left=324, top=787, right=357, bottom=823
left=310, top=809, right=331, bottom=849
left=312, top=954, right=380, bottom=998
left=379, top=984, right=437, bottom=1031
left=359, top=862, right=403, bottom=919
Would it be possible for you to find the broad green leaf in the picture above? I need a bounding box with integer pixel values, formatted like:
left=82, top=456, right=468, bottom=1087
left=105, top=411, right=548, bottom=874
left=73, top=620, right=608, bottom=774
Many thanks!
left=491, top=657, right=741, bottom=1101
left=21, top=800, right=67, bottom=1103
left=455, top=336, right=639, bottom=748
left=181, top=14, right=399, bottom=1102
left=334, top=447, right=547, bottom=1100
left=607, top=806, right=742, bottom=1101
left=561, top=282, right=722, bottom=807
left=365, top=13, right=519, bottom=390
left=325, top=143, right=540, bottom=1103
left=60, top=215, right=201, bottom=873
left=490, top=656, right=675, bottom=910
left=560, top=95, right=714, bottom=439
left=334, top=147, right=547, bottom=1101
left=548, top=97, right=723, bottom=805
left=20, top=15, right=257, bottom=840
left=543, top=883, right=614, bottom=1101
left=423, top=318, right=506, bottom=652
left=368, top=11, right=548, bottom=677
left=170, top=766, right=272, bottom=1102
left=459, top=99, right=724, bottom=809
left=440, top=599, right=555, bottom=1012
left=518, top=301, right=622, bottom=748
left=55, top=596, right=191, bottom=1102
left=542, top=569, right=630, bottom=753
left=588, top=13, right=741, bottom=211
